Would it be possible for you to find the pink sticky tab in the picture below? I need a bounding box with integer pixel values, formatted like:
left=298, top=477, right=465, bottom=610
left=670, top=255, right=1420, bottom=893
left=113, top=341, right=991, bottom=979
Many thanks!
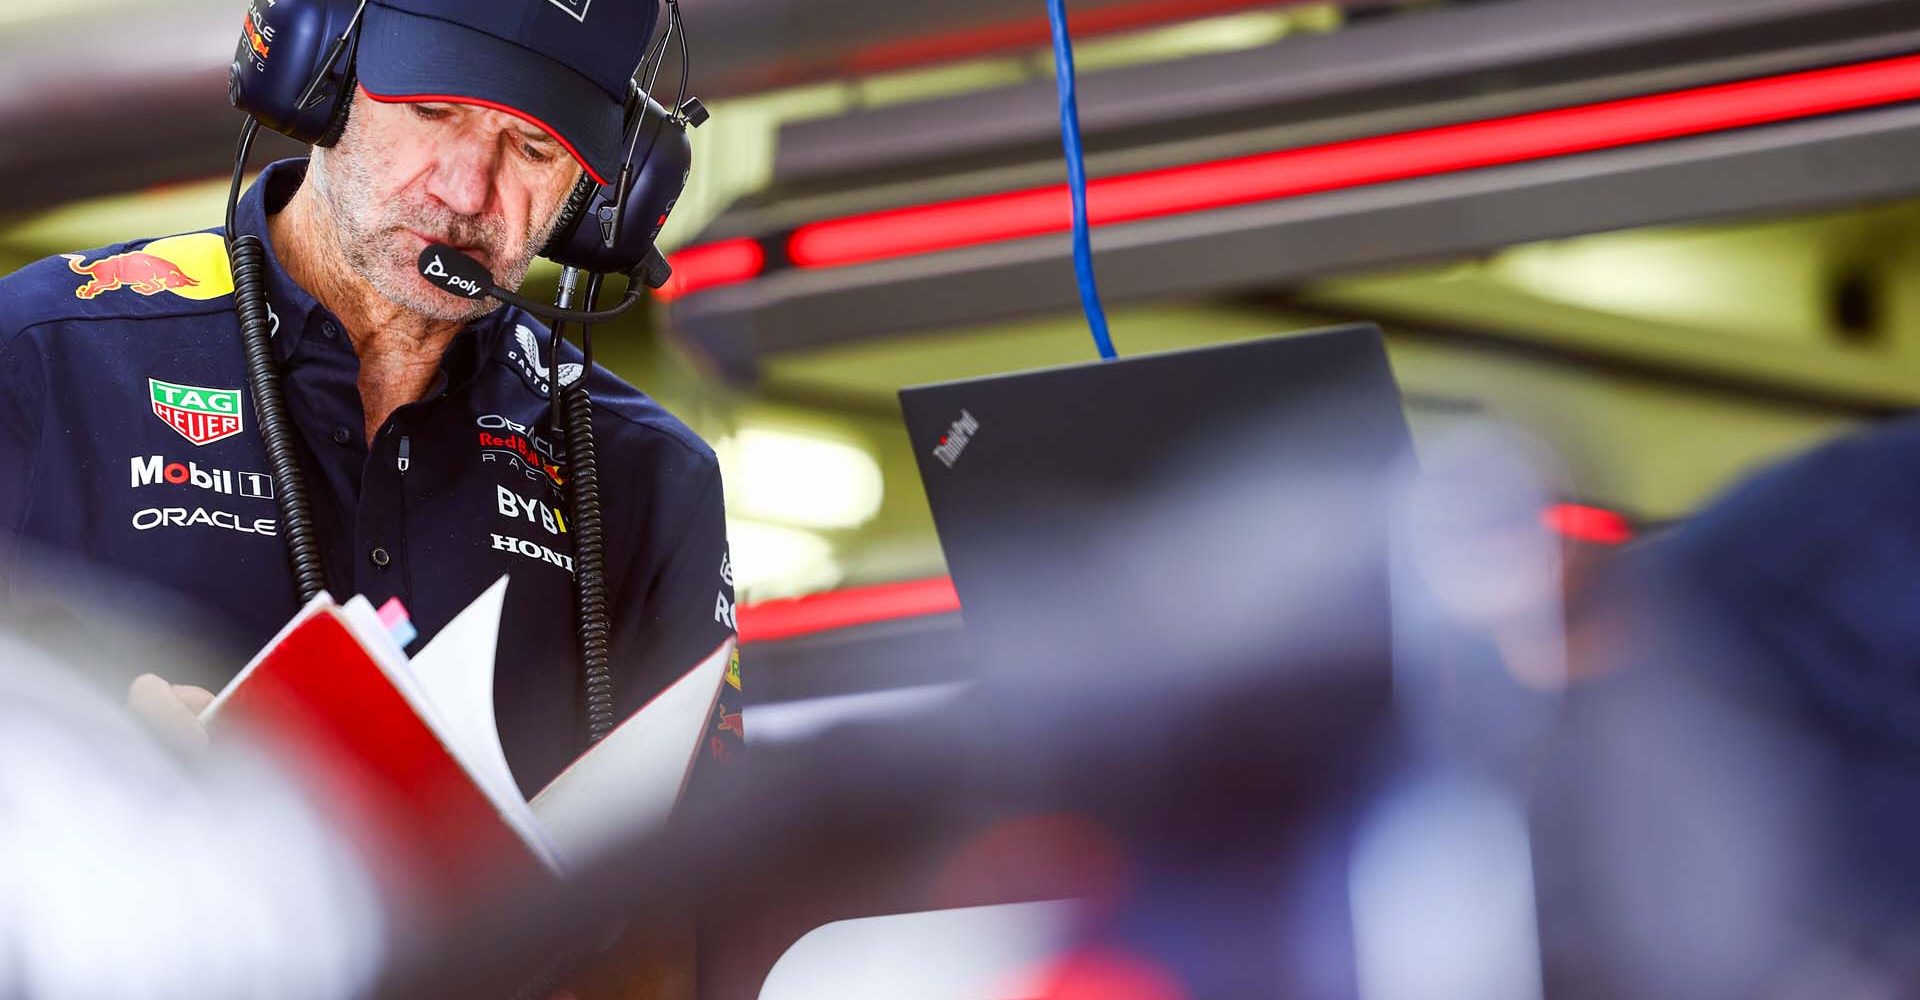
left=377, top=596, right=410, bottom=628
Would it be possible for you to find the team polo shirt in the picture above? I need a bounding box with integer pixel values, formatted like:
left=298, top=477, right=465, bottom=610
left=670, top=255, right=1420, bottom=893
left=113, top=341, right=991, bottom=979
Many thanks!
left=0, top=159, right=741, bottom=797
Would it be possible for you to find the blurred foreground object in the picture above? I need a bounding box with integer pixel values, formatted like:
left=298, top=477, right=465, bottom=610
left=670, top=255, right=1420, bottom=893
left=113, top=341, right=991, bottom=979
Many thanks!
left=1535, top=413, right=1920, bottom=998
left=390, top=409, right=1920, bottom=998
left=0, top=630, right=385, bottom=1000
left=384, top=387, right=1414, bottom=998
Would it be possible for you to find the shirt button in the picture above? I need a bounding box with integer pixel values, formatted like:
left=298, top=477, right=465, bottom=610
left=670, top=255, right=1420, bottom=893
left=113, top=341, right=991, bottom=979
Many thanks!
left=332, top=427, right=352, bottom=445
left=321, top=321, right=341, bottom=340
left=370, top=546, right=391, bottom=567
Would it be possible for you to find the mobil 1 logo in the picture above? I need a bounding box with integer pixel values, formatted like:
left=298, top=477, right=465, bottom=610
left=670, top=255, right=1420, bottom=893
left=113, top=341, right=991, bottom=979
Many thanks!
left=130, top=455, right=274, bottom=499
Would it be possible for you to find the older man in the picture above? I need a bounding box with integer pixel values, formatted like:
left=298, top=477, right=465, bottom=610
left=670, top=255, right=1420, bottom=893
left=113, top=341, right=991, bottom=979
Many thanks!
left=0, top=0, right=740, bottom=798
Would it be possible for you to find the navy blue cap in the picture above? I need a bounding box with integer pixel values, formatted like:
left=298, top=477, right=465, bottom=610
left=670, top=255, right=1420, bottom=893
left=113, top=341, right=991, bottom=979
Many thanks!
left=355, top=0, right=660, bottom=185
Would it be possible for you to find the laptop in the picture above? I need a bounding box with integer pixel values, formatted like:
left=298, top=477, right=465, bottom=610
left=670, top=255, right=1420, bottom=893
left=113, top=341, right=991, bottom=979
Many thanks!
left=899, top=322, right=1414, bottom=674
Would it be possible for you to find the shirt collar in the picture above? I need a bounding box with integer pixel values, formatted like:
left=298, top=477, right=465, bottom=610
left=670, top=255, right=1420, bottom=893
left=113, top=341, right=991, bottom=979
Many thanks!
left=231, top=158, right=324, bottom=365
left=230, top=157, right=510, bottom=381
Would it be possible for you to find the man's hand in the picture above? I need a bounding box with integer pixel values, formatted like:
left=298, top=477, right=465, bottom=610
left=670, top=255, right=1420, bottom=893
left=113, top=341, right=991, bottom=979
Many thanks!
left=126, top=673, right=215, bottom=749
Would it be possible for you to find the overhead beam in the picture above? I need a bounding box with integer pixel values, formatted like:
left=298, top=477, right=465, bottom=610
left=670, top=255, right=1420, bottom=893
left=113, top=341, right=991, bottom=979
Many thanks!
left=674, top=102, right=1920, bottom=380
left=769, top=0, right=1920, bottom=202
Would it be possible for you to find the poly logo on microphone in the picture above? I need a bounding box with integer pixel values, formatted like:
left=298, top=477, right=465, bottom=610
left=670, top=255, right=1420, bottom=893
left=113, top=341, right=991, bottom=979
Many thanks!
left=425, top=254, right=485, bottom=299
left=545, top=0, right=592, bottom=22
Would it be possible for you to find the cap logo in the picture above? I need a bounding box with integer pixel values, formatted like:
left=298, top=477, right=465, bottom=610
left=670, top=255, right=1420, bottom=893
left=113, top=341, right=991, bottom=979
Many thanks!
left=544, top=0, right=591, bottom=22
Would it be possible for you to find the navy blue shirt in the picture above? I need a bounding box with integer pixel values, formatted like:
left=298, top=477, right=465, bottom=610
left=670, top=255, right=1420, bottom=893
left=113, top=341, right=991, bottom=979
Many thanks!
left=0, top=159, right=740, bottom=796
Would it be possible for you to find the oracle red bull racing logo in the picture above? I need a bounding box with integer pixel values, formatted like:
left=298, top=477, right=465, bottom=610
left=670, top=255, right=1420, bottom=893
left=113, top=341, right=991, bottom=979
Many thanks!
left=149, top=378, right=245, bottom=447
left=242, top=7, right=272, bottom=60
left=477, top=413, right=566, bottom=486
left=60, top=233, right=234, bottom=302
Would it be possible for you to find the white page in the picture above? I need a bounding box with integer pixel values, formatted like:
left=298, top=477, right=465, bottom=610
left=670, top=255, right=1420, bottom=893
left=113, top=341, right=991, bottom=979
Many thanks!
left=530, top=638, right=735, bottom=869
left=200, top=580, right=559, bottom=872
left=402, top=578, right=515, bottom=817
left=403, top=576, right=559, bottom=870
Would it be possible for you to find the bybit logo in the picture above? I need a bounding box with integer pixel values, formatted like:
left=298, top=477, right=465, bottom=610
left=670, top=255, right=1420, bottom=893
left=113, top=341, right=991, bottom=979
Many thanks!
left=932, top=410, right=980, bottom=468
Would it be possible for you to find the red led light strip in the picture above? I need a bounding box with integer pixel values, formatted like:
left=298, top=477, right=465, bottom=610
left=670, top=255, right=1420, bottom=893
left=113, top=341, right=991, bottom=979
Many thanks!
left=656, top=238, right=765, bottom=301
left=667, top=55, right=1920, bottom=297
left=1542, top=503, right=1635, bottom=547
left=736, top=576, right=962, bottom=643
left=778, top=54, right=1920, bottom=268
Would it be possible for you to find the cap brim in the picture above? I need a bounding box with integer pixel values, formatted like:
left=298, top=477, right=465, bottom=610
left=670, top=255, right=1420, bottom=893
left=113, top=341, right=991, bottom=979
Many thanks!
left=357, top=4, right=622, bottom=185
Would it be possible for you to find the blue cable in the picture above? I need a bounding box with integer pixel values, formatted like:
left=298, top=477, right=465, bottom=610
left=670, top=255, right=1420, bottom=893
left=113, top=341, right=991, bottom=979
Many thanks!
left=1046, top=0, right=1118, bottom=361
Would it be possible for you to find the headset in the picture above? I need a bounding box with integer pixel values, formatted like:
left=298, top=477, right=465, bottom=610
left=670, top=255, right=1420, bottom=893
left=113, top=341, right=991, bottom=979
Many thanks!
left=223, top=0, right=704, bottom=744
left=227, top=0, right=697, bottom=274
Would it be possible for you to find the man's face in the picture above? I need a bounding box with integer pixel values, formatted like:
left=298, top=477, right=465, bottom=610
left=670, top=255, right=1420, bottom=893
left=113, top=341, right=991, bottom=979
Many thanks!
left=308, top=88, right=583, bottom=322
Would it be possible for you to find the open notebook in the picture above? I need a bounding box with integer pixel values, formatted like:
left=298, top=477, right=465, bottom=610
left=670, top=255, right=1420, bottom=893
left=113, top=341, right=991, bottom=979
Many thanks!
left=201, top=577, right=733, bottom=909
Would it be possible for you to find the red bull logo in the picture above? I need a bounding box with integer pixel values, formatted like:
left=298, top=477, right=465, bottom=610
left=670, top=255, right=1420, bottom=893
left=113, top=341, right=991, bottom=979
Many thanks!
left=58, top=234, right=233, bottom=303
left=63, top=251, right=200, bottom=300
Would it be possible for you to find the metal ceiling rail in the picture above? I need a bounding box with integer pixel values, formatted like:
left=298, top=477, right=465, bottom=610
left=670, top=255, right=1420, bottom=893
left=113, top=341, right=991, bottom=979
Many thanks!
left=776, top=54, right=1920, bottom=268
left=664, top=0, right=1920, bottom=378
left=672, top=101, right=1920, bottom=380
left=764, top=0, right=1920, bottom=211
left=685, top=0, right=1403, bottom=97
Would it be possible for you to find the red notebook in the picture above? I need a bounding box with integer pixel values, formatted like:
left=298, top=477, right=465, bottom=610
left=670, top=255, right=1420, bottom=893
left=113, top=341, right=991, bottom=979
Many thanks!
left=201, top=578, right=734, bottom=917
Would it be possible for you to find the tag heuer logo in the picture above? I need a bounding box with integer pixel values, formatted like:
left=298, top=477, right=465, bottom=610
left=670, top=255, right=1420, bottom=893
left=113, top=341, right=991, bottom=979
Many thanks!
left=149, top=378, right=244, bottom=446
left=545, top=0, right=591, bottom=22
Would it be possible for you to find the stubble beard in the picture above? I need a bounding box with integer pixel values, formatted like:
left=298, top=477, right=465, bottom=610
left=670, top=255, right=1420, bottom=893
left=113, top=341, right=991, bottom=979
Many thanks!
left=308, top=118, right=569, bottom=323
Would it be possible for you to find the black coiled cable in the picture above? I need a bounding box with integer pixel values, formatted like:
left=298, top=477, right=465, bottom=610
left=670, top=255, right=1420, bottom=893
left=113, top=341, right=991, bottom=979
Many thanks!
left=231, top=234, right=329, bottom=604
left=563, top=273, right=615, bottom=745
left=563, top=380, right=613, bottom=743
left=227, top=117, right=328, bottom=605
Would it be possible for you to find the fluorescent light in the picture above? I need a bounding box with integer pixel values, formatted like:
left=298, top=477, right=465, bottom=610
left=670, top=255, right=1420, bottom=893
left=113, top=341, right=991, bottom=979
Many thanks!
left=725, top=520, right=842, bottom=600
left=720, top=428, right=885, bottom=530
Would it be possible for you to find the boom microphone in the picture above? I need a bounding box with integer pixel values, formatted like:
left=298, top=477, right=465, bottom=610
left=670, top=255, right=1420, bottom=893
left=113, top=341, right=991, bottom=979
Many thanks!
left=416, top=244, right=649, bottom=324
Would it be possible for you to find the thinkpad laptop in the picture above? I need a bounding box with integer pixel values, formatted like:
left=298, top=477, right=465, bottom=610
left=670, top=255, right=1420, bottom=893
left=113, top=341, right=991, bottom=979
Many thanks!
left=899, top=323, right=1414, bottom=672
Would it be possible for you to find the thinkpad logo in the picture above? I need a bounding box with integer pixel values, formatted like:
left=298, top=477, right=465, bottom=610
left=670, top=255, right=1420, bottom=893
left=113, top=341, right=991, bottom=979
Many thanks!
left=545, top=0, right=592, bottom=22
left=931, top=410, right=980, bottom=468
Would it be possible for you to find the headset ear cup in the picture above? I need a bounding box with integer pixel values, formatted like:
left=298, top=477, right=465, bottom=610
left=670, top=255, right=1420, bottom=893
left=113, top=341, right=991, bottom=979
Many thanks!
left=543, top=173, right=602, bottom=257
left=231, top=0, right=361, bottom=146
left=313, top=80, right=354, bottom=148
